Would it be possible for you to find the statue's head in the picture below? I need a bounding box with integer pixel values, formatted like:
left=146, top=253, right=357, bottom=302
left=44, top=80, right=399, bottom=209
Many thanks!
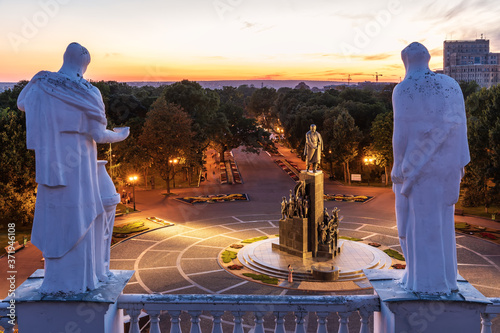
left=62, top=42, right=91, bottom=75
left=401, top=42, right=430, bottom=72
left=310, top=124, right=317, bottom=132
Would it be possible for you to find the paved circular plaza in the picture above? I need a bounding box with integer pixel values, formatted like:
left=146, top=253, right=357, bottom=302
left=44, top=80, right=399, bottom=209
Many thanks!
left=110, top=213, right=500, bottom=298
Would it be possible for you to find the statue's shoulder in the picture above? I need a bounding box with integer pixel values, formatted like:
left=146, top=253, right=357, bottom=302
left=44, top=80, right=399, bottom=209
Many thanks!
left=435, top=73, right=461, bottom=90
left=29, top=70, right=56, bottom=84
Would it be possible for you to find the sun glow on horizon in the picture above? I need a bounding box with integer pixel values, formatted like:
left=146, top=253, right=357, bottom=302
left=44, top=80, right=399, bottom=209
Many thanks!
left=1, top=0, right=499, bottom=83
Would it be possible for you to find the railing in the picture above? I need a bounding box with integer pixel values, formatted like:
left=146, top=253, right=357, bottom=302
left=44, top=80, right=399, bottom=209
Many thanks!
left=1, top=295, right=499, bottom=332
left=481, top=297, right=500, bottom=333
left=117, top=294, right=380, bottom=333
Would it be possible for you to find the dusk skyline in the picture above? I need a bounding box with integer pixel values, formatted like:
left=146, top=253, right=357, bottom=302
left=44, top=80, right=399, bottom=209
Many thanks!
left=1, top=0, right=500, bottom=83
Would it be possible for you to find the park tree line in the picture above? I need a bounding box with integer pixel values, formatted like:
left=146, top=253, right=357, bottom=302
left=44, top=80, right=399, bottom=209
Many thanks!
left=0, top=78, right=499, bottom=227
left=246, top=84, right=395, bottom=184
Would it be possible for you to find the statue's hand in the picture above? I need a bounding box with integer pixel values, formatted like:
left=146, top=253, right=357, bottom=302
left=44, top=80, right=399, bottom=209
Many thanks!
left=112, top=127, right=130, bottom=140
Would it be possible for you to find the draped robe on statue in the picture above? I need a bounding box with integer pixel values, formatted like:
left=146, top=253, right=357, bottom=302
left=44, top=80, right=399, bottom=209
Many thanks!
left=18, top=70, right=108, bottom=293
left=391, top=42, right=470, bottom=294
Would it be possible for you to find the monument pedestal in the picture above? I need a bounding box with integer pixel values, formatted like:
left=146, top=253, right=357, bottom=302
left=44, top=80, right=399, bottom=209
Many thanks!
left=274, top=170, right=326, bottom=258
left=11, top=269, right=133, bottom=333
left=301, top=171, right=323, bottom=257
left=364, top=270, right=491, bottom=333
left=273, top=217, right=312, bottom=258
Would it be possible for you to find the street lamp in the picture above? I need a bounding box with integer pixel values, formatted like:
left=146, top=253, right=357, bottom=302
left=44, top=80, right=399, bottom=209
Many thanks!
left=128, top=175, right=138, bottom=211
left=169, top=158, right=179, bottom=188
left=363, top=157, right=375, bottom=186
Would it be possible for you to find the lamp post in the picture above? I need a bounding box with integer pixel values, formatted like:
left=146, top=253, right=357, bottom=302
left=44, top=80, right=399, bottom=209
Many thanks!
left=363, top=157, right=374, bottom=186
left=128, top=175, right=138, bottom=211
left=169, top=158, right=179, bottom=188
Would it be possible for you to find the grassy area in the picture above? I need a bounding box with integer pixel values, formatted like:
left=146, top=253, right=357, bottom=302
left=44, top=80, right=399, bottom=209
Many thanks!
left=221, top=250, right=237, bottom=263
left=455, top=201, right=500, bottom=220
left=241, top=236, right=269, bottom=244
left=242, top=273, right=279, bottom=285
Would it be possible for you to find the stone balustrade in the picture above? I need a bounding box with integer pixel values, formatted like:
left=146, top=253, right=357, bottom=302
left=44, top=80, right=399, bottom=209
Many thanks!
left=481, top=298, right=500, bottom=333
left=1, top=295, right=499, bottom=332
left=117, top=294, right=380, bottom=333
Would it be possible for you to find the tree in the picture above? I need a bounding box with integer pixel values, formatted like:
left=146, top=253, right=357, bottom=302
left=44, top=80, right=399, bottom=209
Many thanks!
left=211, top=101, right=270, bottom=162
left=294, top=82, right=311, bottom=90
left=163, top=80, right=219, bottom=167
left=0, top=107, right=36, bottom=226
left=139, top=97, right=194, bottom=194
left=323, top=109, right=361, bottom=184
left=247, top=87, right=277, bottom=129
left=459, top=80, right=480, bottom=102
left=370, top=111, right=393, bottom=185
left=462, top=85, right=500, bottom=209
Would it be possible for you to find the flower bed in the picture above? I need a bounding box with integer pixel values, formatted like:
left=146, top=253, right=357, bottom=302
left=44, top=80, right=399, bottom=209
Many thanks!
left=230, top=160, right=243, bottom=184
left=146, top=216, right=175, bottom=226
left=285, top=159, right=301, bottom=173
left=324, top=194, right=373, bottom=203
left=175, top=193, right=249, bottom=205
left=455, top=222, right=500, bottom=244
left=275, top=159, right=299, bottom=181
left=220, top=162, right=228, bottom=184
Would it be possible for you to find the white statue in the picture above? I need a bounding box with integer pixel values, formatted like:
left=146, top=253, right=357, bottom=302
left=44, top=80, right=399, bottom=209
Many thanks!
left=95, top=160, right=121, bottom=281
left=17, top=42, right=129, bottom=294
left=391, top=42, right=470, bottom=294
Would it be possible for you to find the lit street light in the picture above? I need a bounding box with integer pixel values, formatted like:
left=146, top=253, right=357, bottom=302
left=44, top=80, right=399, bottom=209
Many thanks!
left=128, top=175, right=138, bottom=211
left=363, top=157, right=375, bottom=186
left=169, top=158, right=179, bottom=188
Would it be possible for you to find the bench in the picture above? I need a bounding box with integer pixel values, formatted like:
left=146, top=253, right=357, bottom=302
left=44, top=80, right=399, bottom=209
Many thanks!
left=4, top=241, right=24, bottom=254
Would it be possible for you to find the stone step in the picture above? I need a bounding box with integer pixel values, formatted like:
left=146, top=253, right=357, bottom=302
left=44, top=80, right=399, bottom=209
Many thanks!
left=236, top=238, right=394, bottom=283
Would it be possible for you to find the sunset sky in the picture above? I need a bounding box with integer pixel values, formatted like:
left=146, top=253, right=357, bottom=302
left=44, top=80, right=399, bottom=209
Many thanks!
left=1, top=0, right=499, bottom=83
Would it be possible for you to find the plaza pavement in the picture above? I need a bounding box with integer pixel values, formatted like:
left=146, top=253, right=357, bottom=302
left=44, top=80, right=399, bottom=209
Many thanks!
left=1, top=145, right=499, bottom=331
left=107, top=145, right=500, bottom=331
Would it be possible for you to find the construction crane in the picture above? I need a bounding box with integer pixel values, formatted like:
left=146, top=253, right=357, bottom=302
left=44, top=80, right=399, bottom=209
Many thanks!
left=374, top=72, right=383, bottom=82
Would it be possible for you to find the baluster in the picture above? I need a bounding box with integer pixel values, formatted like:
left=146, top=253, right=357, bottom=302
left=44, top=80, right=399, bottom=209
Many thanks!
left=337, top=312, right=351, bottom=333
left=211, top=311, right=224, bottom=333
left=294, top=311, right=307, bottom=333
left=254, top=311, right=265, bottom=333
left=316, top=311, right=329, bottom=333
left=481, top=313, right=497, bottom=333
left=233, top=311, right=244, bottom=333
left=147, top=310, right=161, bottom=333
left=358, top=309, right=370, bottom=333
left=188, top=310, right=202, bottom=333
left=273, top=311, right=286, bottom=333
left=169, top=310, right=182, bottom=333
left=127, top=308, right=141, bottom=333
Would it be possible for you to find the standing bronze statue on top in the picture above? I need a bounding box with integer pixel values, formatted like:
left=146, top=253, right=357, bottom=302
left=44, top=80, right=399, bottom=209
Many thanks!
left=304, top=124, right=323, bottom=173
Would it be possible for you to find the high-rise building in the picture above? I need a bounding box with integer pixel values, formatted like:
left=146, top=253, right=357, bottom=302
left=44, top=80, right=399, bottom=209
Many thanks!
left=443, top=38, right=500, bottom=88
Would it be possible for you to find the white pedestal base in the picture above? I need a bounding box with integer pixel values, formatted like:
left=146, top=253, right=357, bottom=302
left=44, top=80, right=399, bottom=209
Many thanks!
left=11, top=269, right=133, bottom=333
left=364, top=269, right=491, bottom=333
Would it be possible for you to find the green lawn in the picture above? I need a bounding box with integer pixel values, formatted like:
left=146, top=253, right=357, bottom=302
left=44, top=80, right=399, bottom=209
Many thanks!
left=455, top=201, right=500, bottom=220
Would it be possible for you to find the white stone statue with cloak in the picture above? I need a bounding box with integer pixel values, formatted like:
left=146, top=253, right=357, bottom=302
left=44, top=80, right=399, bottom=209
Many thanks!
left=17, top=42, right=129, bottom=294
left=391, top=42, right=470, bottom=294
